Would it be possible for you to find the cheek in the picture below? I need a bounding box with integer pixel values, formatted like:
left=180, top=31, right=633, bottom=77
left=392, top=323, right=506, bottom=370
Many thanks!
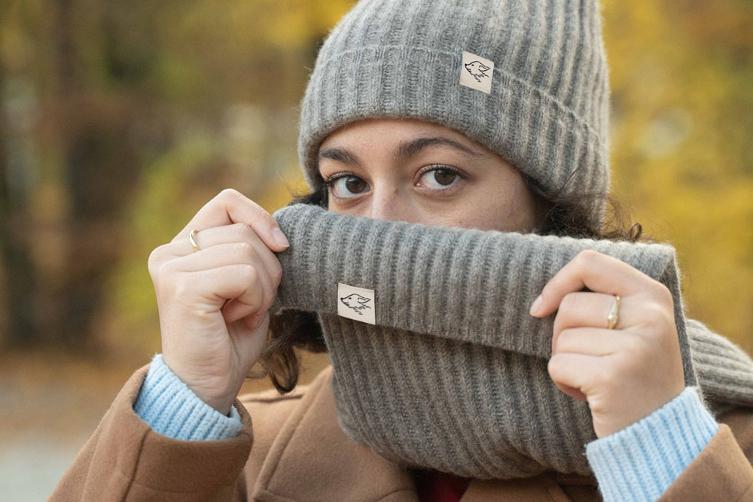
left=439, top=203, right=511, bottom=232
left=461, top=178, right=535, bottom=231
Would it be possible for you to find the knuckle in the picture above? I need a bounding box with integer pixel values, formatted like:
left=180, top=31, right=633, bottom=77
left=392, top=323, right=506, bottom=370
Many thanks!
left=559, top=292, right=579, bottom=312
left=622, top=334, right=646, bottom=357
left=551, top=310, right=568, bottom=337
left=218, top=188, right=242, bottom=203
left=171, top=273, right=191, bottom=297
left=556, top=329, right=575, bottom=352
left=156, top=260, right=178, bottom=284
left=233, top=221, right=252, bottom=235
left=644, top=301, right=672, bottom=328
left=238, top=263, right=257, bottom=283
left=652, top=282, right=674, bottom=305
left=577, top=249, right=600, bottom=263
left=147, top=246, right=164, bottom=276
left=271, top=261, right=283, bottom=284
left=238, top=222, right=256, bottom=241
left=237, top=241, right=255, bottom=258
left=547, top=354, right=566, bottom=379
left=260, top=281, right=273, bottom=310
left=228, top=222, right=245, bottom=233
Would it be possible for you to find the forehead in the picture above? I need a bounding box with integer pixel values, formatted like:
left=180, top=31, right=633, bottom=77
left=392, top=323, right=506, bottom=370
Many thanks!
left=319, top=117, right=486, bottom=151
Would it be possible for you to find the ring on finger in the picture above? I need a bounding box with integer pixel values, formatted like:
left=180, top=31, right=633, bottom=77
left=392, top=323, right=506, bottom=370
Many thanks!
left=606, top=294, right=621, bottom=330
left=189, top=228, right=201, bottom=252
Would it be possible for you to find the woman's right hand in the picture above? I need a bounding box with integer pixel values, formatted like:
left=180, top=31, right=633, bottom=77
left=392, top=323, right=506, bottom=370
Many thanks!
left=147, top=188, right=290, bottom=415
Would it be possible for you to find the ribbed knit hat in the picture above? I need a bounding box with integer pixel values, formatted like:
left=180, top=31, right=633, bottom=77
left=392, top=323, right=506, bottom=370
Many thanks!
left=297, top=0, right=612, bottom=228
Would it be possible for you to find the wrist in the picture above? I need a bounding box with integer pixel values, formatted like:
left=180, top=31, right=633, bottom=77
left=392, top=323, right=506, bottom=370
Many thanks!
left=202, top=396, right=234, bottom=417
left=134, top=353, right=244, bottom=440
left=585, top=386, right=718, bottom=501
left=161, top=355, right=237, bottom=416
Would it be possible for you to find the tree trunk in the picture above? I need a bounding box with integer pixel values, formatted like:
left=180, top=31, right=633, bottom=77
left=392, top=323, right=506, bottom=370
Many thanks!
left=0, top=30, right=39, bottom=348
left=53, top=0, right=143, bottom=352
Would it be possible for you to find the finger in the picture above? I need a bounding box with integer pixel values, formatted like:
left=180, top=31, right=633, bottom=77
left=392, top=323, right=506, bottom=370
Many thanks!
left=161, top=223, right=284, bottom=285
left=162, top=241, right=279, bottom=312
left=224, top=299, right=254, bottom=326
left=246, top=310, right=270, bottom=332
left=222, top=269, right=273, bottom=325
left=547, top=352, right=605, bottom=401
left=165, top=223, right=253, bottom=256
left=531, top=249, right=655, bottom=318
left=203, top=224, right=283, bottom=291
left=240, top=309, right=269, bottom=333
left=222, top=260, right=274, bottom=325
left=551, top=291, right=629, bottom=352
left=235, top=310, right=270, bottom=330
left=166, top=241, right=265, bottom=275
left=161, top=236, right=273, bottom=297
left=553, top=326, right=634, bottom=356
left=166, top=229, right=279, bottom=325
left=171, top=189, right=289, bottom=252
left=226, top=312, right=270, bottom=365
left=188, top=263, right=265, bottom=314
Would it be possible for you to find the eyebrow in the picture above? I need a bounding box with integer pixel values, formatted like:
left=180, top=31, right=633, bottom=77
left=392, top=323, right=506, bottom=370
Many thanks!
left=318, top=136, right=486, bottom=167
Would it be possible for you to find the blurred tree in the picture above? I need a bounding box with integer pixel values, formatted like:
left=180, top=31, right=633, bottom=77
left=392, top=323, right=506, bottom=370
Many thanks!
left=49, top=0, right=151, bottom=351
left=0, top=0, right=355, bottom=354
left=0, top=0, right=750, bottom=361
left=0, top=0, right=38, bottom=347
left=603, top=0, right=753, bottom=351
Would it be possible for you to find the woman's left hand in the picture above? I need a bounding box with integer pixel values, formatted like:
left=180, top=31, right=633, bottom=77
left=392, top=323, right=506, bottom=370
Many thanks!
left=528, top=249, right=686, bottom=438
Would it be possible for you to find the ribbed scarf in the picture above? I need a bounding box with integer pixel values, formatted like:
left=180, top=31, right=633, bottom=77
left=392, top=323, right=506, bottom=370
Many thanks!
left=269, top=203, right=753, bottom=479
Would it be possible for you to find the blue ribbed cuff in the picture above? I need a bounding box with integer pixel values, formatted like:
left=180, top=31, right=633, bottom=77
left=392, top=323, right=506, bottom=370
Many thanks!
left=585, top=386, right=719, bottom=502
left=132, top=353, right=243, bottom=441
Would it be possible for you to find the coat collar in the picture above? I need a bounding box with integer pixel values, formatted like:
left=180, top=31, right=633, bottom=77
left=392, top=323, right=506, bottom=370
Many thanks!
left=252, top=364, right=417, bottom=501
left=252, top=364, right=596, bottom=502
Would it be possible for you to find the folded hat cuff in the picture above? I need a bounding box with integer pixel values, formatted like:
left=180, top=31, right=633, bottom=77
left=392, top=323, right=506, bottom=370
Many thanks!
left=297, top=44, right=610, bottom=226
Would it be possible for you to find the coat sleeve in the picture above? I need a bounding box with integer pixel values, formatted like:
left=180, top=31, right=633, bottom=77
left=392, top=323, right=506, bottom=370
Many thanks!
left=659, top=405, right=753, bottom=501
left=49, top=362, right=254, bottom=501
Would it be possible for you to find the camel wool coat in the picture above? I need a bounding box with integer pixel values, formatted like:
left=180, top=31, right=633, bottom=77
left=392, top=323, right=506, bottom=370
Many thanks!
left=51, top=361, right=753, bottom=501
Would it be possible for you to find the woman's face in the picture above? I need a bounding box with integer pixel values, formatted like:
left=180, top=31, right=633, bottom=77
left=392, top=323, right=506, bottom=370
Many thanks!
left=317, top=118, right=541, bottom=232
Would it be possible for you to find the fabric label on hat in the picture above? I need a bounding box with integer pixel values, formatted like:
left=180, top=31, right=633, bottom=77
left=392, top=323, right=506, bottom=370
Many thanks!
left=337, top=282, right=376, bottom=325
left=460, top=50, right=494, bottom=94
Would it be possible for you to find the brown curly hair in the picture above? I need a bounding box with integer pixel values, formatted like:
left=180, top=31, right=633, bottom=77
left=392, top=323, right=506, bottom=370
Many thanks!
left=249, top=171, right=655, bottom=393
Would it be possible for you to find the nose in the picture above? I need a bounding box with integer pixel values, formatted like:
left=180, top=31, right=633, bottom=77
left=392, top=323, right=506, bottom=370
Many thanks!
left=367, top=182, right=412, bottom=223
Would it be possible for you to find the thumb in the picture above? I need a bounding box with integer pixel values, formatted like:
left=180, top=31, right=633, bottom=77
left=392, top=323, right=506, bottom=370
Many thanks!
left=233, top=311, right=271, bottom=358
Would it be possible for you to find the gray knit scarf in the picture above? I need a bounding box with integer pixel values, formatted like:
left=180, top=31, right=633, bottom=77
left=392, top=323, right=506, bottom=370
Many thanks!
left=269, top=203, right=753, bottom=479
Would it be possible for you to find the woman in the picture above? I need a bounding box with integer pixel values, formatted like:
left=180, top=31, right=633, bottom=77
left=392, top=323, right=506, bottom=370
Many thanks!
left=52, top=1, right=753, bottom=501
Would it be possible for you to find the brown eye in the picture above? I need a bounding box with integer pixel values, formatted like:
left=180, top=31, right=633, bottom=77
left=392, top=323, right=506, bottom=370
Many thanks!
left=418, top=166, right=462, bottom=191
left=327, top=175, right=369, bottom=199
left=433, top=168, right=457, bottom=186
left=345, top=176, right=367, bottom=193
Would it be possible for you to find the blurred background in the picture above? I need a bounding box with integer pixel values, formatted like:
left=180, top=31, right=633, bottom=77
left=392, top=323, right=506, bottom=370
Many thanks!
left=1, top=0, right=751, bottom=499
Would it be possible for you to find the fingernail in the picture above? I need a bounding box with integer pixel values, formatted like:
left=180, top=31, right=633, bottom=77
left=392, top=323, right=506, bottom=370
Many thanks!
left=271, top=227, right=289, bottom=248
left=529, top=294, right=543, bottom=316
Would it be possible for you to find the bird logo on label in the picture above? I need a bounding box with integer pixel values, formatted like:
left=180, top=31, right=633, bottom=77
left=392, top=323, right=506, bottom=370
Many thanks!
left=340, top=293, right=372, bottom=316
left=464, top=60, right=491, bottom=83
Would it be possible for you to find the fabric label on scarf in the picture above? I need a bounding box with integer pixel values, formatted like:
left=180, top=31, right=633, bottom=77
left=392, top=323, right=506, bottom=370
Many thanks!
left=337, top=282, right=376, bottom=325
left=460, top=50, right=494, bottom=94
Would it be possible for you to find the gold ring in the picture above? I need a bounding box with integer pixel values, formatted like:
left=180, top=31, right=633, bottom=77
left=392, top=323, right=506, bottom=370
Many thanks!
left=606, top=294, right=621, bottom=329
left=189, top=228, right=201, bottom=252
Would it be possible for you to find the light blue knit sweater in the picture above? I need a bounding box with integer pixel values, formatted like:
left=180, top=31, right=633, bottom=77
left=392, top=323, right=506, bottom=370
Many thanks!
left=133, top=353, right=719, bottom=501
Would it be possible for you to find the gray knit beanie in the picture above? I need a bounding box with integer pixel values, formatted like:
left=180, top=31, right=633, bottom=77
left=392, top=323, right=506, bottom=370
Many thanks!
left=297, top=0, right=612, bottom=228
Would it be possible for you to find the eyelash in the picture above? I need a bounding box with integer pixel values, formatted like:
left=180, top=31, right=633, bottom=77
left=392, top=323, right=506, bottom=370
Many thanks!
left=323, top=165, right=466, bottom=197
